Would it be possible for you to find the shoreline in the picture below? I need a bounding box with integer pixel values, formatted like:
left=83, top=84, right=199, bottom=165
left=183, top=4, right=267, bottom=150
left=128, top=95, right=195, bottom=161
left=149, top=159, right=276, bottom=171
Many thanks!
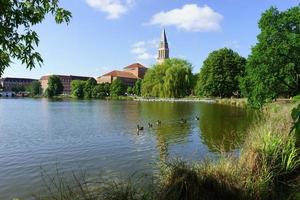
left=134, top=97, right=216, bottom=103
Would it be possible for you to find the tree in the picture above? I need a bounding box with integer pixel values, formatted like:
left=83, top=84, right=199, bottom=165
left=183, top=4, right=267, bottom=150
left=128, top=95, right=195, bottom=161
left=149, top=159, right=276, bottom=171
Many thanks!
left=103, top=83, right=111, bottom=96
left=0, top=0, right=72, bottom=76
left=45, top=75, right=63, bottom=97
left=240, top=6, right=300, bottom=108
left=141, top=58, right=193, bottom=98
left=84, top=78, right=97, bottom=98
left=127, top=87, right=133, bottom=95
left=12, top=85, right=26, bottom=93
left=92, top=83, right=108, bottom=99
left=133, top=79, right=142, bottom=96
left=110, top=79, right=125, bottom=96
left=27, top=80, right=41, bottom=96
left=196, top=48, right=246, bottom=98
left=71, top=80, right=85, bottom=98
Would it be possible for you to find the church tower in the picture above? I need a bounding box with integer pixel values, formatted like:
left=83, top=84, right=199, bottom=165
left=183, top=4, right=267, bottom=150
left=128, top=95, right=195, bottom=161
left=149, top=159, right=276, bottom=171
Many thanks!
left=157, top=29, right=169, bottom=64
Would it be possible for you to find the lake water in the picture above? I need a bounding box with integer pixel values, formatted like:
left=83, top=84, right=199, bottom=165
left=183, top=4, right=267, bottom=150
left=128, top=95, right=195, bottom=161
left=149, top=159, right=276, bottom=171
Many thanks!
left=0, top=98, right=256, bottom=199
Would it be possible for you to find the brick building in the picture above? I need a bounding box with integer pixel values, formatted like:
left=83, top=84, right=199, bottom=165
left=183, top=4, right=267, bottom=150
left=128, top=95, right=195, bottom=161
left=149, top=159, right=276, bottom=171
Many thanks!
left=97, top=63, right=147, bottom=88
left=40, top=75, right=95, bottom=94
left=0, top=77, right=38, bottom=91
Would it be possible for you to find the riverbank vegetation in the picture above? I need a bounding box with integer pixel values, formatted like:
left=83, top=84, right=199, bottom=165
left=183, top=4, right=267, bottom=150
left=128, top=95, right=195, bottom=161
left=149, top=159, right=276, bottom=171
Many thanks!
left=32, top=102, right=300, bottom=200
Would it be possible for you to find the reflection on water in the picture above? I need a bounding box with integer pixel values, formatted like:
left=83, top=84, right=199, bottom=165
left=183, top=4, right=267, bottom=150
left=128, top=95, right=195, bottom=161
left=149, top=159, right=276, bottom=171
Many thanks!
left=0, top=99, right=256, bottom=199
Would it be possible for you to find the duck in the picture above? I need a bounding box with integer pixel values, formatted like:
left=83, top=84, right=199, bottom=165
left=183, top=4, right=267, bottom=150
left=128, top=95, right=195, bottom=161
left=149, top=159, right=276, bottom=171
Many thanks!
left=137, top=125, right=144, bottom=132
left=156, top=120, right=162, bottom=125
left=180, top=118, right=187, bottom=124
left=195, top=116, right=200, bottom=120
left=148, top=123, right=153, bottom=128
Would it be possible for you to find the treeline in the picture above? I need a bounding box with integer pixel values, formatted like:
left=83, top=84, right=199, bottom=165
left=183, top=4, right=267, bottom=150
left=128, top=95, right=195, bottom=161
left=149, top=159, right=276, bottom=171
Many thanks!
left=140, top=5, right=300, bottom=108
left=70, top=77, right=142, bottom=99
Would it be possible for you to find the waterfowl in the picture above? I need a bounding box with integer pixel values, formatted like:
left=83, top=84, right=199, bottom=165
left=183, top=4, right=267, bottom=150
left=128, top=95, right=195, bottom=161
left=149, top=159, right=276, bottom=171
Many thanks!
left=156, top=120, right=162, bottom=125
left=148, top=123, right=153, bottom=128
left=137, top=125, right=144, bottom=131
left=180, top=118, right=187, bottom=124
left=195, top=116, right=200, bottom=120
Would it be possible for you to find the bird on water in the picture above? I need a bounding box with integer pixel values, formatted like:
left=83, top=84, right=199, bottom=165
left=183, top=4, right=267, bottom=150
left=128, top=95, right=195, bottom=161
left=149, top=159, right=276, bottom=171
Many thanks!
left=137, top=125, right=144, bottom=132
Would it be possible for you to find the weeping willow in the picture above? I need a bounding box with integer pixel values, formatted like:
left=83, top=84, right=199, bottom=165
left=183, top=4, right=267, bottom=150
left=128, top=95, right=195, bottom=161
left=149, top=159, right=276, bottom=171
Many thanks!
left=141, top=58, right=193, bottom=98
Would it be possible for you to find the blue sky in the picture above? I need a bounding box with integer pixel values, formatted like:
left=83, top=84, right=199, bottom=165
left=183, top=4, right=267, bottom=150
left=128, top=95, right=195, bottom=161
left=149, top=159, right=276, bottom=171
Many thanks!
left=3, top=0, right=299, bottom=79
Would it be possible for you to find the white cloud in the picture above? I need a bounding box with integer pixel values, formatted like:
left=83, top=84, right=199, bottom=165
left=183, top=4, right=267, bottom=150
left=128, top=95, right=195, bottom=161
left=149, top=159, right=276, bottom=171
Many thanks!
left=86, top=0, right=135, bottom=19
left=131, top=39, right=158, bottom=62
left=148, top=4, right=223, bottom=32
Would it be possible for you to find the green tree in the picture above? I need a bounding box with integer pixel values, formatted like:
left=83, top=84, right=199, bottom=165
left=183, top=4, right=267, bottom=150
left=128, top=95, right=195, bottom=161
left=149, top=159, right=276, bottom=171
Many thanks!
left=27, top=80, right=41, bottom=96
left=45, top=75, right=63, bottom=97
left=127, top=86, right=133, bottom=95
left=141, top=58, right=193, bottom=98
left=0, top=0, right=72, bottom=76
left=84, top=78, right=97, bottom=98
left=71, top=80, right=85, bottom=98
left=240, top=6, right=300, bottom=108
left=110, top=79, right=125, bottom=97
left=92, top=84, right=108, bottom=99
left=12, top=85, right=26, bottom=93
left=103, top=83, right=111, bottom=96
left=133, top=79, right=142, bottom=96
left=196, top=48, right=246, bottom=98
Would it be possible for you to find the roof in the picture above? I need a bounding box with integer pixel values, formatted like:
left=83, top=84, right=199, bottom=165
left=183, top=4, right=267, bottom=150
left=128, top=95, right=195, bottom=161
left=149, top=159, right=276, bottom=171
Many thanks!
left=124, top=63, right=147, bottom=69
left=101, top=70, right=139, bottom=79
left=161, top=28, right=168, bottom=44
left=40, top=75, right=94, bottom=81
left=1, top=77, right=38, bottom=82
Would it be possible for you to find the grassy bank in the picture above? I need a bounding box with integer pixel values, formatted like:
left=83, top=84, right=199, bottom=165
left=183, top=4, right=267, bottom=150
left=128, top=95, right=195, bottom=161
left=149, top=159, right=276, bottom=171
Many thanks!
left=29, top=103, right=300, bottom=200
left=214, top=98, right=248, bottom=107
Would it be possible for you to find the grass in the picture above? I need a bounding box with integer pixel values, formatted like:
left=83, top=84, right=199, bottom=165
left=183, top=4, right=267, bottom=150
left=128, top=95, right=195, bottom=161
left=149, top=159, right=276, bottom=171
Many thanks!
left=215, top=98, right=248, bottom=107
left=31, top=102, right=300, bottom=200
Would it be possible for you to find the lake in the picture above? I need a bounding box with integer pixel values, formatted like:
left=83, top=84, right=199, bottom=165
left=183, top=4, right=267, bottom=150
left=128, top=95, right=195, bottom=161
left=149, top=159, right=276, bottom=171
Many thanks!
left=0, top=98, right=256, bottom=199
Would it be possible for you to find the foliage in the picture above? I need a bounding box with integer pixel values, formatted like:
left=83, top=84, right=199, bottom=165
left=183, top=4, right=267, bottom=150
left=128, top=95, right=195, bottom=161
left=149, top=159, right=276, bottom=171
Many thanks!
left=141, top=58, right=193, bottom=98
left=292, top=95, right=300, bottom=102
left=27, top=80, right=41, bottom=96
left=71, top=80, right=85, bottom=98
left=291, top=104, right=300, bottom=139
left=110, top=79, right=125, bottom=97
left=84, top=78, right=97, bottom=98
left=127, top=86, right=134, bottom=95
left=92, top=83, right=110, bottom=99
left=0, top=0, right=72, bottom=76
left=12, top=85, right=26, bottom=93
left=45, top=75, right=63, bottom=97
left=196, top=48, right=246, bottom=98
left=240, top=5, right=300, bottom=108
left=133, top=79, right=142, bottom=96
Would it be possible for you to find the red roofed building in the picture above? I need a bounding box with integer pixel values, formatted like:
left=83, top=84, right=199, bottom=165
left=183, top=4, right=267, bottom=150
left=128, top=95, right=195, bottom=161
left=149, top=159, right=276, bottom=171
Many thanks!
left=97, top=63, right=147, bottom=88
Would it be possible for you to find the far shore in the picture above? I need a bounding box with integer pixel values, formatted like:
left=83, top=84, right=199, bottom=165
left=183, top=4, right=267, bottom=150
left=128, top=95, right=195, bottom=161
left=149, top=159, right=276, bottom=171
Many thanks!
left=134, top=97, right=216, bottom=103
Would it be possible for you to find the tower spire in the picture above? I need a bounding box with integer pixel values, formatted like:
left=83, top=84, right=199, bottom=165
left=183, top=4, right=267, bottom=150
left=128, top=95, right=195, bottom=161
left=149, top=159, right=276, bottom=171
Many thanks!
left=157, top=28, right=169, bottom=64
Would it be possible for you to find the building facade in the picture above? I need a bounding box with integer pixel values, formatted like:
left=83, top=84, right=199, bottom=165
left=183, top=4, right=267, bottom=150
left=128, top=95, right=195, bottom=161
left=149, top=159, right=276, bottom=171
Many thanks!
left=40, top=75, right=95, bottom=94
left=0, top=77, right=38, bottom=92
left=97, top=63, right=147, bottom=88
left=157, top=29, right=169, bottom=64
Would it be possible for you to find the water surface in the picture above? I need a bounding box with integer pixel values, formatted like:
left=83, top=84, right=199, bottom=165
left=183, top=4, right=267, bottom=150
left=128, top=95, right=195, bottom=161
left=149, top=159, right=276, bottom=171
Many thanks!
left=0, top=99, right=255, bottom=199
